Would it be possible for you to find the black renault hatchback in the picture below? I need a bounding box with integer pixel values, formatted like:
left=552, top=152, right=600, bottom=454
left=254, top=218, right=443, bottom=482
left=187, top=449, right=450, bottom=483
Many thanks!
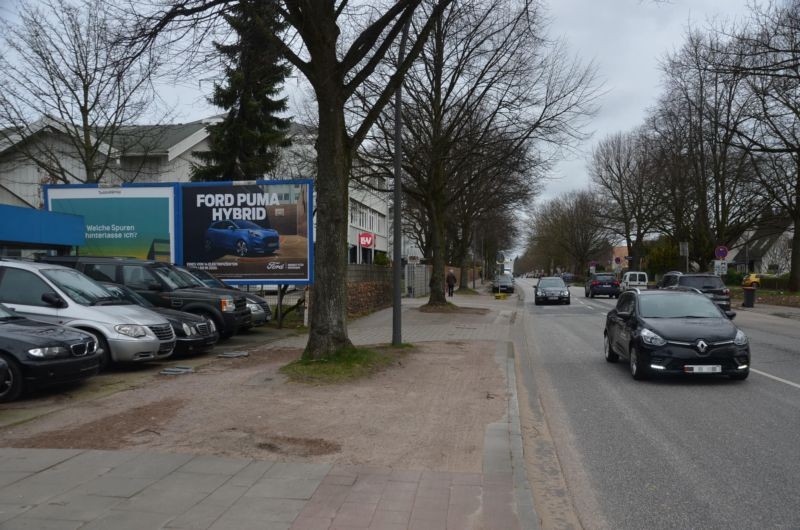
left=604, top=290, right=750, bottom=380
left=0, top=303, right=100, bottom=401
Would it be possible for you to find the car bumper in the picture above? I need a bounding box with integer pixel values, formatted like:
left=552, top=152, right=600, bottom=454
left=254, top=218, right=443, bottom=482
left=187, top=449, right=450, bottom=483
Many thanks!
left=21, top=354, right=101, bottom=387
left=248, top=238, right=280, bottom=254
left=174, top=333, right=219, bottom=355
left=108, top=337, right=175, bottom=362
left=535, top=295, right=570, bottom=304
left=638, top=342, right=750, bottom=375
left=222, top=309, right=252, bottom=335
left=590, top=287, right=620, bottom=296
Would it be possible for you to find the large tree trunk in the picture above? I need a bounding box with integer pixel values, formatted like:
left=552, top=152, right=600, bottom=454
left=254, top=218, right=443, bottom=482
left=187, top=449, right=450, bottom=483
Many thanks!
left=303, top=88, right=354, bottom=360
left=428, top=206, right=447, bottom=305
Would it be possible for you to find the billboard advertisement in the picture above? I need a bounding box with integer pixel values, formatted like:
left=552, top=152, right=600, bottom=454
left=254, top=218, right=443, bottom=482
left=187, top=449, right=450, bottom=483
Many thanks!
left=181, top=180, right=313, bottom=284
left=46, top=185, right=175, bottom=261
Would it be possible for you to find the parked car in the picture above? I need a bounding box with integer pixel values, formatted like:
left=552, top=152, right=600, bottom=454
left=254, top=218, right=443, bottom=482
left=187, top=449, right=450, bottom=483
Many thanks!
left=585, top=273, right=621, bottom=298
left=604, top=289, right=749, bottom=380
left=176, top=267, right=271, bottom=328
left=0, top=301, right=101, bottom=402
left=492, top=273, right=515, bottom=294
left=656, top=271, right=683, bottom=289
left=100, top=283, right=219, bottom=356
left=37, top=257, right=251, bottom=338
left=561, top=272, right=576, bottom=283
left=666, top=273, right=731, bottom=311
left=741, top=273, right=773, bottom=288
left=0, top=260, right=173, bottom=369
left=534, top=277, right=570, bottom=305
left=205, top=219, right=280, bottom=258
left=620, top=271, right=648, bottom=291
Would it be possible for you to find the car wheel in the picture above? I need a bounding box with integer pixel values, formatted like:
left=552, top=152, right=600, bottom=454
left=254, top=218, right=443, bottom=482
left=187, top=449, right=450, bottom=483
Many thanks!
left=235, top=240, right=248, bottom=257
left=590, top=290, right=595, bottom=298
left=0, top=354, right=23, bottom=403
left=729, top=370, right=749, bottom=381
left=81, top=330, right=111, bottom=370
left=565, top=298, right=571, bottom=305
left=629, top=346, right=648, bottom=380
left=584, top=289, right=589, bottom=298
left=604, top=333, right=619, bottom=363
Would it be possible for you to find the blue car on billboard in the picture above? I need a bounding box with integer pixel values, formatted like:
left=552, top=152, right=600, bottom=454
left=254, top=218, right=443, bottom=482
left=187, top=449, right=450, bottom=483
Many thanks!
left=204, top=220, right=280, bottom=258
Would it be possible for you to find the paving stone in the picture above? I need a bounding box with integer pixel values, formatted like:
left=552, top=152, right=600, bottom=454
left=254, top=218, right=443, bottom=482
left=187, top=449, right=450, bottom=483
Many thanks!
left=209, top=497, right=304, bottom=528
left=164, top=502, right=229, bottom=529
left=79, top=509, right=174, bottom=530
left=388, top=470, right=421, bottom=483
left=0, top=474, right=29, bottom=490
left=0, top=516, right=83, bottom=529
left=104, top=453, right=194, bottom=479
left=370, top=509, right=410, bottom=526
left=0, top=449, right=81, bottom=473
left=21, top=492, right=120, bottom=522
left=0, top=504, right=31, bottom=524
left=289, top=514, right=333, bottom=530
left=0, top=477, right=76, bottom=505
left=245, top=477, right=321, bottom=500
left=178, top=456, right=252, bottom=476
left=113, top=488, right=209, bottom=516
left=228, top=460, right=274, bottom=487
left=49, top=450, right=140, bottom=471
left=147, top=471, right=232, bottom=495
left=71, top=476, right=155, bottom=498
left=263, top=462, right=331, bottom=481
left=330, top=501, right=376, bottom=528
left=201, top=484, right=249, bottom=507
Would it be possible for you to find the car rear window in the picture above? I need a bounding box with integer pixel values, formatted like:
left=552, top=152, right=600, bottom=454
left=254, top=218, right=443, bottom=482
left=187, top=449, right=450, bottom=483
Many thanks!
left=595, top=275, right=615, bottom=282
left=679, top=276, right=724, bottom=289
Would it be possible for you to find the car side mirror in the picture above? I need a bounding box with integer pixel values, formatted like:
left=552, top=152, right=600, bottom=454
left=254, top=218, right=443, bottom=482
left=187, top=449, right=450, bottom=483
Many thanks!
left=725, top=310, right=736, bottom=320
left=41, top=292, right=66, bottom=308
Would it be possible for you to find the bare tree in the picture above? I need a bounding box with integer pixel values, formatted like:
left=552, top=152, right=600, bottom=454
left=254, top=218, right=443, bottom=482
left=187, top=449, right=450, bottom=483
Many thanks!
left=359, top=0, right=599, bottom=305
left=590, top=130, right=663, bottom=270
left=0, top=0, right=163, bottom=185
left=121, top=0, right=454, bottom=358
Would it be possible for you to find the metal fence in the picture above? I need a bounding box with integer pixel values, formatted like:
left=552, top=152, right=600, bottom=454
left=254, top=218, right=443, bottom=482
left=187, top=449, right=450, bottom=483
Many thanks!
left=347, top=263, right=392, bottom=283
left=406, top=263, right=431, bottom=298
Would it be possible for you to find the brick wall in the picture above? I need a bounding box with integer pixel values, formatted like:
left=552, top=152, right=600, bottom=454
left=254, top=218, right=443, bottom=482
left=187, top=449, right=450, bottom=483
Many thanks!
left=347, top=280, right=392, bottom=317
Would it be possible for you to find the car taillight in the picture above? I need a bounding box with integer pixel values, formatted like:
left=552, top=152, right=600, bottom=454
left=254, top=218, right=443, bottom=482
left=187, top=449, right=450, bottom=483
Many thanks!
left=591, top=281, right=599, bottom=286
left=613, top=281, right=619, bottom=286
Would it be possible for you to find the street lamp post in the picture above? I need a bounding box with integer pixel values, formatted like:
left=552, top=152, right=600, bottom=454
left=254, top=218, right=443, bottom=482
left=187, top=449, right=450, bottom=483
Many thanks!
left=392, top=21, right=410, bottom=346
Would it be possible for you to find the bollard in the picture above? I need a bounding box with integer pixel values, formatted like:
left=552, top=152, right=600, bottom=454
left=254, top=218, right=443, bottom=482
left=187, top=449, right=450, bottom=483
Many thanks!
left=742, top=286, right=756, bottom=308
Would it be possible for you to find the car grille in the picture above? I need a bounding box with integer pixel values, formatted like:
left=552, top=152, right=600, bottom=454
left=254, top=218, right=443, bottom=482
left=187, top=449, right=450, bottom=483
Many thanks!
left=158, top=341, right=175, bottom=354
left=196, top=322, right=211, bottom=335
left=149, top=324, right=175, bottom=341
left=70, top=340, right=96, bottom=357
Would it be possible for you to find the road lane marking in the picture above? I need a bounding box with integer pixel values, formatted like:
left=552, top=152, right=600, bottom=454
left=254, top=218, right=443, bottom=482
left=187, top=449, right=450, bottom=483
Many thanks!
left=751, top=368, right=800, bottom=389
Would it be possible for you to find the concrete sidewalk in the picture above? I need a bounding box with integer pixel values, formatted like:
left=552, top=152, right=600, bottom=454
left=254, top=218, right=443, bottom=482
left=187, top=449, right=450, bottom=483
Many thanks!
left=0, top=291, right=538, bottom=529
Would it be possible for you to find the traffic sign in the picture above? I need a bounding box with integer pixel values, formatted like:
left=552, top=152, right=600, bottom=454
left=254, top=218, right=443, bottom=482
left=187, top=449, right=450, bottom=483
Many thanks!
left=714, top=245, right=729, bottom=259
left=625, top=256, right=633, bottom=261
left=614, top=257, right=621, bottom=264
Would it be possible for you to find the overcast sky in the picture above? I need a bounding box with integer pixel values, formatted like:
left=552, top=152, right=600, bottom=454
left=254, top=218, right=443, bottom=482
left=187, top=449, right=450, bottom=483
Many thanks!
left=542, top=0, right=752, bottom=202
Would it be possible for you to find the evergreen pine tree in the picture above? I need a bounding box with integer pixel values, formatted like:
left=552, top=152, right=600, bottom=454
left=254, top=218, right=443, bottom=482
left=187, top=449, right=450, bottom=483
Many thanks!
left=191, top=0, right=291, bottom=181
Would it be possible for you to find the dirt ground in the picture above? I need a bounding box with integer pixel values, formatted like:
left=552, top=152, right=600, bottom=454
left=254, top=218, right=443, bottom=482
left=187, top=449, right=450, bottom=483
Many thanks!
left=0, top=341, right=507, bottom=473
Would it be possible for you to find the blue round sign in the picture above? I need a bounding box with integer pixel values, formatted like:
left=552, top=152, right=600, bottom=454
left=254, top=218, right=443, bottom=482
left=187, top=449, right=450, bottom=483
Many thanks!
left=714, top=245, right=728, bottom=259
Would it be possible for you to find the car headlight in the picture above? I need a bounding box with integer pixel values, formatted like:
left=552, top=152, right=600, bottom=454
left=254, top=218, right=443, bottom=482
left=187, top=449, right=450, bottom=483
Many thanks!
left=734, top=329, right=748, bottom=346
left=220, top=297, right=235, bottom=312
left=207, top=319, right=216, bottom=332
left=248, top=230, right=262, bottom=238
left=247, top=302, right=263, bottom=313
left=640, top=328, right=667, bottom=347
left=114, top=324, right=148, bottom=338
left=28, top=346, right=69, bottom=358
left=182, top=322, right=196, bottom=336
left=561, top=290, right=569, bottom=296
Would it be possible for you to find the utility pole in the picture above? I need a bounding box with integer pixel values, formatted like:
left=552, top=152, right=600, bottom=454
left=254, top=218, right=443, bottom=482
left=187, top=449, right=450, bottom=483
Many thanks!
left=392, top=21, right=410, bottom=346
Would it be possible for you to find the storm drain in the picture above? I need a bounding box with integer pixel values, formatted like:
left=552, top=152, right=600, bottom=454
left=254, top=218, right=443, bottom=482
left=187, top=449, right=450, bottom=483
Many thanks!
left=159, top=366, right=195, bottom=375
left=218, top=351, right=250, bottom=358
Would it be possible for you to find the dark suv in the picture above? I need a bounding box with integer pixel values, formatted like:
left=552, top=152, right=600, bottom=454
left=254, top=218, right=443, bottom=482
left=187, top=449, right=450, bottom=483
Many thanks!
left=38, top=257, right=251, bottom=338
left=656, top=271, right=683, bottom=289
left=666, top=273, right=731, bottom=311
left=585, top=273, right=621, bottom=298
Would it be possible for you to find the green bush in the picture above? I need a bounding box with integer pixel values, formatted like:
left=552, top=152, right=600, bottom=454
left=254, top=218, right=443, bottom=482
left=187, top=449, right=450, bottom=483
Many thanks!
left=374, top=253, right=390, bottom=267
left=725, top=270, right=744, bottom=286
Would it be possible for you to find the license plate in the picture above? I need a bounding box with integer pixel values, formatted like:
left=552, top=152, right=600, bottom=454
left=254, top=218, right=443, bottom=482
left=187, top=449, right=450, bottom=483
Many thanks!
left=548, top=296, right=558, bottom=300
left=684, top=365, right=721, bottom=373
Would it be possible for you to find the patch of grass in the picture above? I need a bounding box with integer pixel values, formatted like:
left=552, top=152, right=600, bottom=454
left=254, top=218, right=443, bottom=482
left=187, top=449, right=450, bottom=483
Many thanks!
left=280, top=346, right=400, bottom=384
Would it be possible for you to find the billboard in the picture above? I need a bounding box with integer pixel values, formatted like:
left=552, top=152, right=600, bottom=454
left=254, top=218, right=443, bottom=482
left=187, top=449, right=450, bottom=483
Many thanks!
left=46, top=185, right=175, bottom=261
left=181, top=180, right=313, bottom=284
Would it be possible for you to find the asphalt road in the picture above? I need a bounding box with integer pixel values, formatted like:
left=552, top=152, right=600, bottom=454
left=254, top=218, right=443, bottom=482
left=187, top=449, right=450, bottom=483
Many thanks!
left=514, top=278, right=800, bottom=530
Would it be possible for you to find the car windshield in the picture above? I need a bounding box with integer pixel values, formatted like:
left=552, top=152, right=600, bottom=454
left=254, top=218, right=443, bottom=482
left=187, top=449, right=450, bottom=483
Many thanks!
left=539, top=278, right=565, bottom=288
left=595, top=275, right=615, bottom=282
left=175, top=268, right=208, bottom=288
left=639, top=293, right=723, bottom=318
left=679, top=276, right=724, bottom=289
left=150, top=265, right=196, bottom=289
left=41, top=269, right=115, bottom=305
left=104, top=283, right=153, bottom=307
left=235, top=220, right=265, bottom=230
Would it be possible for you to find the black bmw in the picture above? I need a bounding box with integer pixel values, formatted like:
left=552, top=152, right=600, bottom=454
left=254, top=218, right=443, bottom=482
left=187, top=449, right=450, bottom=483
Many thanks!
left=604, top=290, right=750, bottom=380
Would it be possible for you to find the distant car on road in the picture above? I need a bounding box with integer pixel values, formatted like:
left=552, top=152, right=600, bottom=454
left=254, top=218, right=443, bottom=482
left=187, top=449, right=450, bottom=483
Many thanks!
left=585, top=273, right=621, bottom=298
left=665, top=273, right=731, bottom=311
left=560, top=272, right=576, bottom=283
left=604, top=289, right=749, bottom=380
left=741, top=273, right=773, bottom=288
left=205, top=219, right=280, bottom=258
left=656, top=271, right=683, bottom=289
left=535, top=277, right=570, bottom=305
left=492, top=273, right=515, bottom=294
left=621, top=271, right=648, bottom=291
